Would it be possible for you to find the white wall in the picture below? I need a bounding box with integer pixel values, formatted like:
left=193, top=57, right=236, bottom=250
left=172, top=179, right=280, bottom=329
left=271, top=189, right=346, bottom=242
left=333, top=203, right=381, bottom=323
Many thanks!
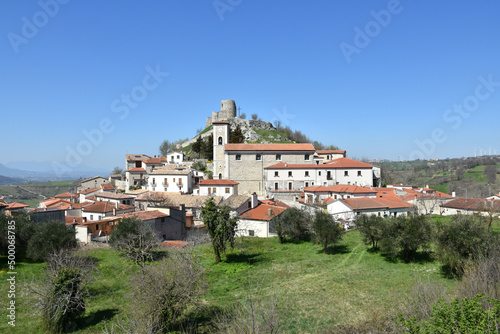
left=327, top=201, right=355, bottom=220
left=236, top=219, right=272, bottom=237
left=148, top=173, right=192, bottom=193
left=199, top=185, right=237, bottom=198
left=75, top=226, right=89, bottom=243
left=166, top=152, right=184, bottom=164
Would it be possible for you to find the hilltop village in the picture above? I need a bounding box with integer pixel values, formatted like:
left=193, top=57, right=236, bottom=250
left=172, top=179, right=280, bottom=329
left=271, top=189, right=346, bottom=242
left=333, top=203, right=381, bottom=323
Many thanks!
left=2, top=100, right=498, bottom=243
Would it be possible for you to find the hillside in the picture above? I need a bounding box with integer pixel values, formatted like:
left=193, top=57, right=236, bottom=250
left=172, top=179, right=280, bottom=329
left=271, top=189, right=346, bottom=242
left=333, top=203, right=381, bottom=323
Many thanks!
left=0, top=179, right=79, bottom=207
left=376, top=156, right=500, bottom=197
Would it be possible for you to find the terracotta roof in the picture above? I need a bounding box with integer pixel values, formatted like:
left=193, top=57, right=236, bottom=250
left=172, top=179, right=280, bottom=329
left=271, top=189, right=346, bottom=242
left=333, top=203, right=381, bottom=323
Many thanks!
left=304, top=185, right=377, bottom=194
left=341, top=197, right=412, bottom=210
left=79, top=187, right=101, bottom=195
left=402, top=188, right=453, bottom=201
left=240, top=203, right=287, bottom=221
left=260, top=199, right=289, bottom=208
left=441, top=198, right=500, bottom=211
left=126, top=154, right=151, bottom=161
left=125, top=168, right=146, bottom=172
left=96, top=192, right=134, bottom=200
left=110, top=174, right=123, bottom=178
left=162, top=240, right=190, bottom=248
left=86, top=195, right=97, bottom=201
left=265, top=159, right=372, bottom=170
left=316, top=150, right=346, bottom=154
left=136, top=192, right=223, bottom=208
left=125, top=189, right=150, bottom=196
left=200, top=179, right=239, bottom=185
left=65, top=216, right=84, bottom=225
left=144, top=157, right=167, bottom=164
left=55, top=192, right=76, bottom=198
left=212, top=121, right=230, bottom=124
left=324, top=158, right=372, bottom=168
left=7, top=202, right=29, bottom=209
left=225, top=143, right=315, bottom=152
left=83, top=201, right=135, bottom=213
left=101, top=184, right=115, bottom=191
left=118, top=210, right=169, bottom=220
left=45, top=199, right=86, bottom=210
left=150, top=167, right=190, bottom=175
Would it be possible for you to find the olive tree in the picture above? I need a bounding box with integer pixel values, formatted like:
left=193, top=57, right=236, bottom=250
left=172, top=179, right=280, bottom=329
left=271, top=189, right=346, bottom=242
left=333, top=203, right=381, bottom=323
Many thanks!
left=311, top=211, right=343, bottom=253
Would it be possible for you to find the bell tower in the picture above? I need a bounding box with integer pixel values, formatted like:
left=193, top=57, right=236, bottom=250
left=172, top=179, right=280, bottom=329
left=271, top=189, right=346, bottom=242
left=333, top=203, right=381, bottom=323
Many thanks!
left=212, top=121, right=230, bottom=180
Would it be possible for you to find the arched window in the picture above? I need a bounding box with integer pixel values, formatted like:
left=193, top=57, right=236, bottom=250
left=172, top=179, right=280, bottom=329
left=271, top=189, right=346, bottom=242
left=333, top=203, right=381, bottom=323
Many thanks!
left=218, top=173, right=222, bottom=179
left=218, top=137, right=223, bottom=145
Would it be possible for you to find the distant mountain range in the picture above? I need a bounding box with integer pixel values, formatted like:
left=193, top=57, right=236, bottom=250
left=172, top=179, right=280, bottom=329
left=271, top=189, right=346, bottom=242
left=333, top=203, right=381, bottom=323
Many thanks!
left=0, top=161, right=111, bottom=184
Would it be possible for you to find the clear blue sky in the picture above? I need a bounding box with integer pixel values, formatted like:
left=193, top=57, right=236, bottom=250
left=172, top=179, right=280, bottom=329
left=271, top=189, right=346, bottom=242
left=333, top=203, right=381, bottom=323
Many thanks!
left=1, top=1, right=499, bottom=172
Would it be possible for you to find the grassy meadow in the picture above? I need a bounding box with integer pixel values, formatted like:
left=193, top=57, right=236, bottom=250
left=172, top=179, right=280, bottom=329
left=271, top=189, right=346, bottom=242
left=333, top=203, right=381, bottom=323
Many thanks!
left=0, top=225, right=467, bottom=334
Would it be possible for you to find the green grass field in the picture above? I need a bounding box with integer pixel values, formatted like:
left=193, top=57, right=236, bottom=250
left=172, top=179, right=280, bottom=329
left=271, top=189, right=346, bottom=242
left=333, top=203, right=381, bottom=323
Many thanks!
left=0, top=228, right=461, bottom=334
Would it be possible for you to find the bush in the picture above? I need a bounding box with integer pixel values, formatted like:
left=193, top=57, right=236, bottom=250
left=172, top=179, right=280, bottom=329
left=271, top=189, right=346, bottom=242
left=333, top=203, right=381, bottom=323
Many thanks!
left=311, top=210, right=343, bottom=253
left=26, top=220, right=77, bottom=262
left=273, top=207, right=311, bottom=243
left=192, top=160, right=206, bottom=172
left=30, top=250, right=95, bottom=333
left=0, top=212, right=35, bottom=258
left=434, top=215, right=490, bottom=273
left=379, top=214, right=431, bottom=261
left=397, top=294, right=500, bottom=333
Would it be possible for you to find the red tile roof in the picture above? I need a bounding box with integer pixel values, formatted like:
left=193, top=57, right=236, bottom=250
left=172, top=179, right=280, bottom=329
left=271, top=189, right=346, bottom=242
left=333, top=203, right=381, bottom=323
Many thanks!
left=402, top=187, right=453, bottom=201
left=55, top=192, right=76, bottom=198
left=441, top=198, right=500, bottom=211
left=199, top=179, right=239, bottom=185
left=239, top=203, right=288, bottom=221
left=225, top=143, right=315, bottom=151
left=324, top=158, right=372, bottom=168
left=65, top=216, right=84, bottom=225
left=304, top=185, right=377, bottom=194
left=101, top=184, right=115, bottom=191
left=79, top=187, right=101, bottom=195
left=341, top=197, right=412, bottom=210
left=118, top=210, right=169, bottom=220
left=316, top=150, right=346, bottom=154
left=7, top=202, right=29, bottom=209
left=125, top=168, right=146, bottom=172
left=144, top=157, right=167, bottom=164
left=260, top=199, right=289, bottom=208
left=162, top=240, right=190, bottom=248
left=83, top=201, right=135, bottom=213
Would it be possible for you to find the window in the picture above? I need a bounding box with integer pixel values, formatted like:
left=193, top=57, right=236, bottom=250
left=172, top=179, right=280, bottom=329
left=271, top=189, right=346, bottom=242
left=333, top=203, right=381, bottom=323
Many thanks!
left=152, top=178, right=155, bottom=184
left=256, top=154, right=261, bottom=161
left=274, top=182, right=279, bottom=190
left=344, top=171, right=349, bottom=177
left=305, top=171, right=309, bottom=177
left=90, top=215, right=93, bottom=220
left=274, top=171, right=279, bottom=177
left=288, top=182, right=293, bottom=190
left=164, top=178, right=168, bottom=185
left=276, top=154, right=281, bottom=161
left=305, top=154, right=310, bottom=161
left=213, top=187, right=216, bottom=193
left=135, top=161, right=141, bottom=167
left=219, top=173, right=222, bottom=179
left=249, top=230, right=255, bottom=237
left=288, top=171, right=293, bottom=177
left=177, top=155, right=180, bottom=159
left=236, top=154, right=241, bottom=161
left=173, top=178, right=176, bottom=183
left=318, top=171, right=321, bottom=176
left=305, top=182, right=309, bottom=187
left=218, top=136, right=223, bottom=145
left=357, top=171, right=362, bottom=177
left=225, top=187, right=230, bottom=194
left=179, top=178, right=182, bottom=186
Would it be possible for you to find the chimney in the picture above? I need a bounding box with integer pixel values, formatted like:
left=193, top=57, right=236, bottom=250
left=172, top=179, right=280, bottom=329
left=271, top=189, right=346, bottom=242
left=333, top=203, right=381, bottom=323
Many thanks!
left=251, top=192, right=258, bottom=209
left=113, top=208, right=116, bottom=216
left=426, top=184, right=429, bottom=189
left=452, top=191, right=456, bottom=198
left=73, top=218, right=76, bottom=223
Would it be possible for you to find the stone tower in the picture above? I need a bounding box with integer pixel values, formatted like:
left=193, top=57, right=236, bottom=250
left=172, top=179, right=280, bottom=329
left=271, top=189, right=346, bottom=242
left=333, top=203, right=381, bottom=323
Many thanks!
left=212, top=121, right=230, bottom=180
left=206, top=99, right=237, bottom=128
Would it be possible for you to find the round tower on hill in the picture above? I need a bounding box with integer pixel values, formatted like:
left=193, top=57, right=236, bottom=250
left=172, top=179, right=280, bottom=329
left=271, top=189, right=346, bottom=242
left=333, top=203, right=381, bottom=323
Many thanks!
left=220, top=99, right=236, bottom=118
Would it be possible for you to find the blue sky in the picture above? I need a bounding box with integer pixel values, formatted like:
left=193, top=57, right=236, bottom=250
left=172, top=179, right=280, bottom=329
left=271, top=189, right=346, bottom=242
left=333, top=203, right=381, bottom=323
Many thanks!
left=1, top=1, right=499, bottom=172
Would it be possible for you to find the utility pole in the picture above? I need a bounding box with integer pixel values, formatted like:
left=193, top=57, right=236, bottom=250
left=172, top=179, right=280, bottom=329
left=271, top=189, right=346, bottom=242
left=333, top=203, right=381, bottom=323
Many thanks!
left=237, top=106, right=241, bottom=117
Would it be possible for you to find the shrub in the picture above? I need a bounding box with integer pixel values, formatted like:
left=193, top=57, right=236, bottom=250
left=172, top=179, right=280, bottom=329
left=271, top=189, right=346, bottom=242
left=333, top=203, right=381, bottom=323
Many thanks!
left=26, top=220, right=77, bottom=262
left=311, top=210, right=343, bottom=253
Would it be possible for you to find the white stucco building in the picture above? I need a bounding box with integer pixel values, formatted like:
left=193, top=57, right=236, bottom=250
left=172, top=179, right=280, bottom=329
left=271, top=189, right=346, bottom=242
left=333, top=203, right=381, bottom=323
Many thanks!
left=148, top=166, right=193, bottom=194
left=198, top=179, right=239, bottom=198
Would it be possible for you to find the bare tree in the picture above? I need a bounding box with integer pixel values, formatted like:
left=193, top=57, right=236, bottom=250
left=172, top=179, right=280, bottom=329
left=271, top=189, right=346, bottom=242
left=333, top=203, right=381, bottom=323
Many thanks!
left=251, top=113, right=259, bottom=120
left=484, top=164, right=497, bottom=183
left=146, top=191, right=174, bottom=208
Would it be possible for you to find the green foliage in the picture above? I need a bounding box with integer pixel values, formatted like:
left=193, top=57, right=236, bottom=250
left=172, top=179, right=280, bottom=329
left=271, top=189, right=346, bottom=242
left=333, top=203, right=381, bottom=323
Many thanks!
left=229, top=124, right=245, bottom=143
left=311, top=211, right=343, bottom=253
left=201, top=198, right=238, bottom=264
left=27, top=220, right=77, bottom=262
left=355, top=214, right=385, bottom=251
left=159, top=139, right=171, bottom=156
left=201, top=134, right=214, bottom=160
left=379, top=214, right=431, bottom=261
left=273, top=207, right=311, bottom=243
left=434, top=215, right=490, bottom=272
left=0, top=212, right=35, bottom=257
left=192, top=135, right=203, bottom=157
left=111, top=166, right=123, bottom=175
left=397, top=294, right=500, bottom=333
left=192, top=160, right=206, bottom=172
